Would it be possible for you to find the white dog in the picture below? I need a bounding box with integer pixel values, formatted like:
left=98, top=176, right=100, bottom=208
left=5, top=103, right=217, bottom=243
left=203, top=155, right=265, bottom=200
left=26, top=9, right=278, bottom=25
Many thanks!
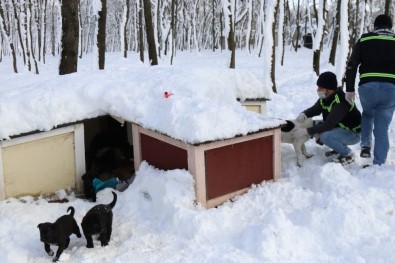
left=281, top=118, right=314, bottom=166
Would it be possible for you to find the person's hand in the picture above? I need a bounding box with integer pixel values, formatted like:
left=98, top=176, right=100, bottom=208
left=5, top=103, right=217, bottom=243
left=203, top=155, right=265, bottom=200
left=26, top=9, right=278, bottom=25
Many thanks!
left=291, top=128, right=308, bottom=141
left=296, top=112, right=307, bottom=124
left=345, top=92, right=355, bottom=105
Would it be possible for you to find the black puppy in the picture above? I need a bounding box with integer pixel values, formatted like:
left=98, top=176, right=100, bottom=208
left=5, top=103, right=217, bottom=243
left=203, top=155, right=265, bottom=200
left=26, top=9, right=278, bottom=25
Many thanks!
left=81, top=192, right=117, bottom=248
left=37, top=206, right=82, bottom=262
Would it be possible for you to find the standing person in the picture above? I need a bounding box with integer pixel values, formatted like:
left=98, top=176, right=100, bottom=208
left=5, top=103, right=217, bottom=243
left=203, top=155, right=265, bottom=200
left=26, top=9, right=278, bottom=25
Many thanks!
left=345, top=14, right=395, bottom=165
left=293, top=71, right=361, bottom=165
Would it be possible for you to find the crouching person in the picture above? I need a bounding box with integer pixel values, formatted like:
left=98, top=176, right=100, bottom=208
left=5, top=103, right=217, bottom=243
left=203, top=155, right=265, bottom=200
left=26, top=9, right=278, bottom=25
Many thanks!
left=292, top=71, right=362, bottom=165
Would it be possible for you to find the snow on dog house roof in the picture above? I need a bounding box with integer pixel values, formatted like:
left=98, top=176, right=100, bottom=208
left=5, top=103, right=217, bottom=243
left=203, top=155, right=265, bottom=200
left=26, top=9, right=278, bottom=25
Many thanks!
left=0, top=65, right=283, bottom=144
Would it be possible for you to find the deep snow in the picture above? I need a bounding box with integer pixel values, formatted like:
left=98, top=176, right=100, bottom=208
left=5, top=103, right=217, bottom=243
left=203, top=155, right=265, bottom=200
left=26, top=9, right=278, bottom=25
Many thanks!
left=0, top=48, right=394, bottom=263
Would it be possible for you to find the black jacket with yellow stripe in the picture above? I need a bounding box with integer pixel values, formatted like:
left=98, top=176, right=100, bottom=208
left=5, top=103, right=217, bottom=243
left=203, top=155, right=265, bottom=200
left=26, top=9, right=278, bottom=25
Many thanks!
left=345, top=29, right=395, bottom=92
left=303, top=88, right=361, bottom=136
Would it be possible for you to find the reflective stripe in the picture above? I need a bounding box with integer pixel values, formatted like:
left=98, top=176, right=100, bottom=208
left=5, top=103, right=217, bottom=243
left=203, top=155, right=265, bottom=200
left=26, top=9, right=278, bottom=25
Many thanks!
left=353, top=125, right=361, bottom=132
left=349, top=101, right=355, bottom=111
left=320, top=94, right=340, bottom=112
left=360, top=72, right=395, bottom=79
left=339, top=123, right=361, bottom=132
left=320, top=94, right=355, bottom=112
left=360, top=35, right=395, bottom=42
left=320, top=94, right=359, bottom=131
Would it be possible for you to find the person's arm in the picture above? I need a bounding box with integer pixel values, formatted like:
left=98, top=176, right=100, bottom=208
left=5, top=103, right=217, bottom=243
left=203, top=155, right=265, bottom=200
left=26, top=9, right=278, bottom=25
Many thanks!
left=307, top=102, right=349, bottom=135
left=303, top=100, right=323, bottom=118
left=345, top=40, right=361, bottom=92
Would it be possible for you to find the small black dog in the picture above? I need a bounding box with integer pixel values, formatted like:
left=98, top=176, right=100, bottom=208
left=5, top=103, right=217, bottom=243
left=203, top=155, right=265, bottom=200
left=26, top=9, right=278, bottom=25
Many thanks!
left=81, top=191, right=117, bottom=248
left=37, top=206, right=82, bottom=262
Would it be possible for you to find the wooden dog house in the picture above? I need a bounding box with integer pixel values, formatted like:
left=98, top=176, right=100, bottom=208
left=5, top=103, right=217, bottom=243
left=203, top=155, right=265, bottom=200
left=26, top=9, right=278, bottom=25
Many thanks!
left=131, top=123, right=281, bottom=208
left=0, top=64, right=274, bottom=203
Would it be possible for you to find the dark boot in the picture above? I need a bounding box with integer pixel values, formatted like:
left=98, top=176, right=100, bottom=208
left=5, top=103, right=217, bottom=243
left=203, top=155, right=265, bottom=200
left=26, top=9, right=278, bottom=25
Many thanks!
left=360, top=147, right=371, bottom=158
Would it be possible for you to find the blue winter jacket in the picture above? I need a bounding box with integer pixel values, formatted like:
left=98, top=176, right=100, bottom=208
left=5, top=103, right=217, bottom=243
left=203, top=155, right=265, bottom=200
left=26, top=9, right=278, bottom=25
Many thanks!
left=92, top=177, right=118, bottom=193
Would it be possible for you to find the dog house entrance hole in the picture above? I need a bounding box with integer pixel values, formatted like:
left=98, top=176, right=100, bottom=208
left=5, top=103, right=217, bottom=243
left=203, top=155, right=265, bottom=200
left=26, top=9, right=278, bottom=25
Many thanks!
left=83, top=116, right=135, bottom=183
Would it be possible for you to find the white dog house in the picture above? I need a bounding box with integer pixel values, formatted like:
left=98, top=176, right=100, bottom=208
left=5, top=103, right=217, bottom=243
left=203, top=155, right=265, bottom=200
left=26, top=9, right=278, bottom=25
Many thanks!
left=238, top=98, right=268, bottom=115
left=0, top=124, right=85, bottom=200
left=0, top=115, right=133, bottom=201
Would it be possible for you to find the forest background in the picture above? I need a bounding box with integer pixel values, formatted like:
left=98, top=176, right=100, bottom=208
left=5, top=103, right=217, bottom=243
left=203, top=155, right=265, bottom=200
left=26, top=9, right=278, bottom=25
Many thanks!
left=0, top=0, right=394, bottom=90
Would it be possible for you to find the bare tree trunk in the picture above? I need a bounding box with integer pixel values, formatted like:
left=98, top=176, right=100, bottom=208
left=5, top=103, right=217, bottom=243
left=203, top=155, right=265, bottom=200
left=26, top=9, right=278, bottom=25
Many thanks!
left=281, top=0, right=288, bottom=66
left=0, top=1, right=18, bottom=73
left=170, top=0, right=177, bottom=65
left=346, top=0, right=354, bottom=63
left=212, top=0, right=215, bottom=51
left=156, top=0, right=162, bottom=57
left=124, top=0, right=130, bottom=58
left=246, top=0, right=254, bottom=54
left=97, top=0, right=106, bottom=70
left=227, top=0, right=236, bottom=69
left=256, top=0, right=264, bottom=57
left=271, top=2, right=279, bottom=93
left=42, top=0, right=48, bottom=63
left=51, top=0, right=56, bottom=56
left=294, top=0, right=301, bottom=52
left=23, top=2, right=32, bottom=72
left=191, top=0, right=200, bottom=52
left=59, top=0, right=79, bottom=75
left=329, top=0, right=341, bottom=65
left=37, top=0, right=42, bottom=62
left=385, top=0, right=391, bottom=15
left=143, top=0, right=158, bottom=65
left=138, top=0, right=144, bottom=62
left=313, top=0, right=326, bottom=75
left=220, top=11, right=224, bottom=51
left=312, top=45, right=322, bottom=76
left=78, top=0, right=83, bottom=58
left=312, top=0, right=318, bottom=26
left=11, top=0, right=26, bottom=65
left=28, top=0, right=39, bottom=74
left=346, top=0, right=356, bottom=51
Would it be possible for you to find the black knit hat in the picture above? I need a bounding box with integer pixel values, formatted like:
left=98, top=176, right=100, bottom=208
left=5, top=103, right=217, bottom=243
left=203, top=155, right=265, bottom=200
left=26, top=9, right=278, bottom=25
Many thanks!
left=374, top=14, right=392, bottom=29
left=316, top=71, right=337, bottom=90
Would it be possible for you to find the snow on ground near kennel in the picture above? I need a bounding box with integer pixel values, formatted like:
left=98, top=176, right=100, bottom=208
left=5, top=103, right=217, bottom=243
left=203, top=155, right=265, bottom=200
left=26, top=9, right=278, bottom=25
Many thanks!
left=0, top=49, right=395, bottom=262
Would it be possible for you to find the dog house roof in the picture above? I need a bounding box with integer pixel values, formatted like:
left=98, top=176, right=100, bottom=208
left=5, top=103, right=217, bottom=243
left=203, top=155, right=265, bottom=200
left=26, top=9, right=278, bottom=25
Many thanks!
left=0, top=65, right=283, bottom=144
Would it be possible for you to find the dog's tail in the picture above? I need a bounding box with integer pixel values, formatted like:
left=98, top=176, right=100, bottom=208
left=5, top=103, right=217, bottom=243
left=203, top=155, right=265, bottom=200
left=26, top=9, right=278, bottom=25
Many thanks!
left=108, top=192, right=117, bottom=209
left=67, top=206, right=75, bottom=217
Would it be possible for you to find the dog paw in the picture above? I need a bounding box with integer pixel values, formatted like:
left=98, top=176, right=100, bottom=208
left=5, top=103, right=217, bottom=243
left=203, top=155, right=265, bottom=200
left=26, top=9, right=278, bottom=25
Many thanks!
left=86, top=244, right=94, bottom=249
left=47, top=250, right=54, bottom=257
left=101, top=242, right=109, bottom=247
left=52, top=257, right=59, bottom=262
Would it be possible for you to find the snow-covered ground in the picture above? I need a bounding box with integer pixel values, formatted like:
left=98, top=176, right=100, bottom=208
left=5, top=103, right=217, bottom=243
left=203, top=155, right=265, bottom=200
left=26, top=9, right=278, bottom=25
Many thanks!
left=0, top=48, right=394, bottom=263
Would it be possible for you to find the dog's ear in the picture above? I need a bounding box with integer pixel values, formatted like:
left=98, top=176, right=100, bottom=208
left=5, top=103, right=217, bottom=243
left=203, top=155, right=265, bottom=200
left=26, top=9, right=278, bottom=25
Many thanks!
left=281, top=120, right=295, bottom=132
left=37, top=223, right=42, bottom=229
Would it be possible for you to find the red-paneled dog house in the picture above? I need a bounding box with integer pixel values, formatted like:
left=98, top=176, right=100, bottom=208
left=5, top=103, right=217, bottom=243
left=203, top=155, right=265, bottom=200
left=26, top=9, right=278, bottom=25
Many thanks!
left=132, top=123, right=281, bottom=208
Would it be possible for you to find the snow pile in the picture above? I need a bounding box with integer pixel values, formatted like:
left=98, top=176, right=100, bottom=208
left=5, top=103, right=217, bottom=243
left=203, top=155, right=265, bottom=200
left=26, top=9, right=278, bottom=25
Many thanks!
left=0, top=62, right=278, bottom=144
